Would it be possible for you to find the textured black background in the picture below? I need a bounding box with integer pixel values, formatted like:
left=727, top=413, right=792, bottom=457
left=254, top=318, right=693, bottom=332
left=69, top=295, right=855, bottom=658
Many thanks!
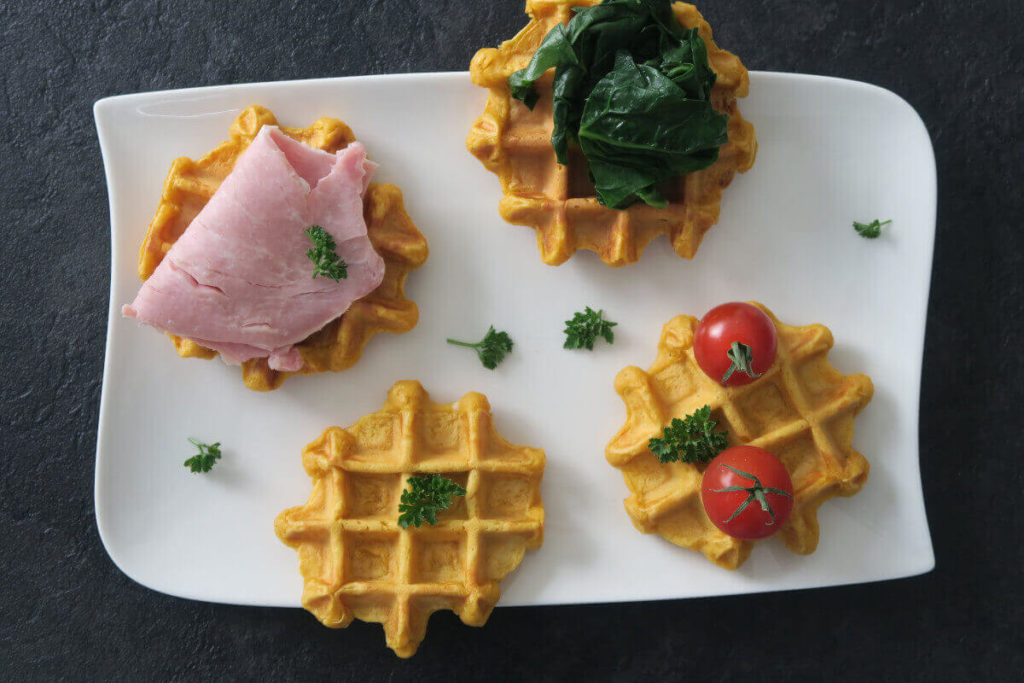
left=2, top=0, right=1022, bottom=680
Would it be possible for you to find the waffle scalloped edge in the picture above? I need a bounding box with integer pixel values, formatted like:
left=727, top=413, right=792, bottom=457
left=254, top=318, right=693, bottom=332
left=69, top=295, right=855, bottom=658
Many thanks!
left=467, top=0, right=757, bottom=267
left=605, top=303, right=872, bottom=569
left=137, top=105, right=428, bottom=391
left=275, top=380, right=545, bottom=657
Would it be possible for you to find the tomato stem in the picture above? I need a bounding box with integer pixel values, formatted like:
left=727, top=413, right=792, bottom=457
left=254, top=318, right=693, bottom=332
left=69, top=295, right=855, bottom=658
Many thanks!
left=710, top=464, right=792, bottom=525
left=721, top=342, right=761, bottom=384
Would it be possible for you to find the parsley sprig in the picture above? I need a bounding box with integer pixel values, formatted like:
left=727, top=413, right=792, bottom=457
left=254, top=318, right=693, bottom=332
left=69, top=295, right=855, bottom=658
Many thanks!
left=853, top=218, right=891, bottom=239
left=648, top=406, right=728, bottom=464
left=446, top=326, right=514, bottom=369
left=563, top=307, right=617, bottom=350
left=397, top=474, right=467, bottom=529
left=304, top=225, right=348, bottom=280
left=184, top=438, right=222, bottom=473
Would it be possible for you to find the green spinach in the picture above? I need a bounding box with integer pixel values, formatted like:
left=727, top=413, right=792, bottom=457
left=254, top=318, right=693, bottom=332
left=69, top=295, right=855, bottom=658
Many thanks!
left=508, top=0, right=728, bottom=209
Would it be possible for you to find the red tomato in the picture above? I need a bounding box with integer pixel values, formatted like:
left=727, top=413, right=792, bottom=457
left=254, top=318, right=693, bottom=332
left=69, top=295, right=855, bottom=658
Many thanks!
left=693, top=302, right=777, bottom=387
left=701, top=446, right=794, bottom=540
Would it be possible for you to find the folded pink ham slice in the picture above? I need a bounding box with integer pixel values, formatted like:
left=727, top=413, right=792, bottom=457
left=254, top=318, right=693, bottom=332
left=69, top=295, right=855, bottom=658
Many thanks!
left=124, top=126, right=385, bottom=371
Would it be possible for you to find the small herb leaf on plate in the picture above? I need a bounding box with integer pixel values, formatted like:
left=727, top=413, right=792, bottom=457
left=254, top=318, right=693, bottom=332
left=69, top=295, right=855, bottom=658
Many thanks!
left=185, top=438, right=222, bottom=473
left=563, top=306, right=617, bottom=350
left=446, top=326, right=514, bottom=369
left=853, top=218, right=892, bottom=239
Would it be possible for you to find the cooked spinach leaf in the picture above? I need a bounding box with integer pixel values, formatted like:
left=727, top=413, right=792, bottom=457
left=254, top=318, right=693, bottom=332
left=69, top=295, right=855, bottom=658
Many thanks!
left=580, top=51, right=727, bottom=208
left=508, top=0, right=728, bottom=209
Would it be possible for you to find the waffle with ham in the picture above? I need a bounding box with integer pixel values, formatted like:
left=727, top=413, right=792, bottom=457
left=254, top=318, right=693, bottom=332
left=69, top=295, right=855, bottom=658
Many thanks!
left=467, top=1, right=757, bottom=266
left=137, top=105, right=428, bottom=391
left=606, top=304, right=872, bottom=569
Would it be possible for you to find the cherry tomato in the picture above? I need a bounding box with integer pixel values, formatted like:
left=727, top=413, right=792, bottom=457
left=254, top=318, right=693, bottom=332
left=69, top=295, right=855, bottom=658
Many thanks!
left=701, top=446, right=794, bottom=540
left=693, top=302, right=777, bottom=387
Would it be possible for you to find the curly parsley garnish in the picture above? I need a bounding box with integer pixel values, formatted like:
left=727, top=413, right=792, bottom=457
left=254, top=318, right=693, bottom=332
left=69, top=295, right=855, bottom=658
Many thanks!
left=648, top=406, right=728, bottom=464
left=304, top=225, right=348, bottom=280
left=563, top=307, right=617, bottom=350
left=853, top=218, right=891, bottom=239
left=446, top=326, right=514, bottom=369
left=397, top=474, right=467, bottom=529
left=184, top=438, right=222, bottom=473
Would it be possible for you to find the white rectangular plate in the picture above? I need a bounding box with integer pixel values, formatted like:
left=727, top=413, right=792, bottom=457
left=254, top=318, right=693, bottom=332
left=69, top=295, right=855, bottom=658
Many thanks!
left=94, top=71, right=935, bottom=608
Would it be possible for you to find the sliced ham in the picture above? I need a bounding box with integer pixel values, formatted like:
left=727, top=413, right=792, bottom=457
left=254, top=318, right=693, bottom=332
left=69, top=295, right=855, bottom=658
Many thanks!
left=124, top=126, right=385, bottom=371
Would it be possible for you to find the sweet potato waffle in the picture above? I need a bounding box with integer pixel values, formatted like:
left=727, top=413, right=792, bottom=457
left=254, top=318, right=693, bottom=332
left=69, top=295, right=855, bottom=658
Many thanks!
left=138, top=105, right=428, bottom=391
left=275, top=381, right=545, bottom=657
left=606, top=304, right=872, bottom=569
left=467, top=1, right=757, bottom=266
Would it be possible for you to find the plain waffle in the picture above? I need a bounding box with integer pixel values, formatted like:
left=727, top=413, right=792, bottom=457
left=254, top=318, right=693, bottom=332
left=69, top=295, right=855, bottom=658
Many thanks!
left=275, top=381, right=545, bottom=657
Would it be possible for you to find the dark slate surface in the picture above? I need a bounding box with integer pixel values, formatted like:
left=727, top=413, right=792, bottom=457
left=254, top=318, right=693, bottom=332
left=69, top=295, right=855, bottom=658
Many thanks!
left=2, top=0, right=1021, bottom=680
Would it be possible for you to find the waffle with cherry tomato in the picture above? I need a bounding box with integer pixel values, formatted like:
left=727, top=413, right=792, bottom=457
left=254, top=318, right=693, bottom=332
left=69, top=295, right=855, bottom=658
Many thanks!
left=605, top=302, right=872, bottom=569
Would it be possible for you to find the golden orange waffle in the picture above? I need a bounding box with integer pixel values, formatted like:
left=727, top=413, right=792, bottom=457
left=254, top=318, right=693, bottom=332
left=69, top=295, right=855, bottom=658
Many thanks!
left=138, top=105, right=428, bottom=391
left=275, top=381, right=545, bottom=658
left=606, top=304, right=872, bottom=569
left=467, top=1, right=757, bottom=266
